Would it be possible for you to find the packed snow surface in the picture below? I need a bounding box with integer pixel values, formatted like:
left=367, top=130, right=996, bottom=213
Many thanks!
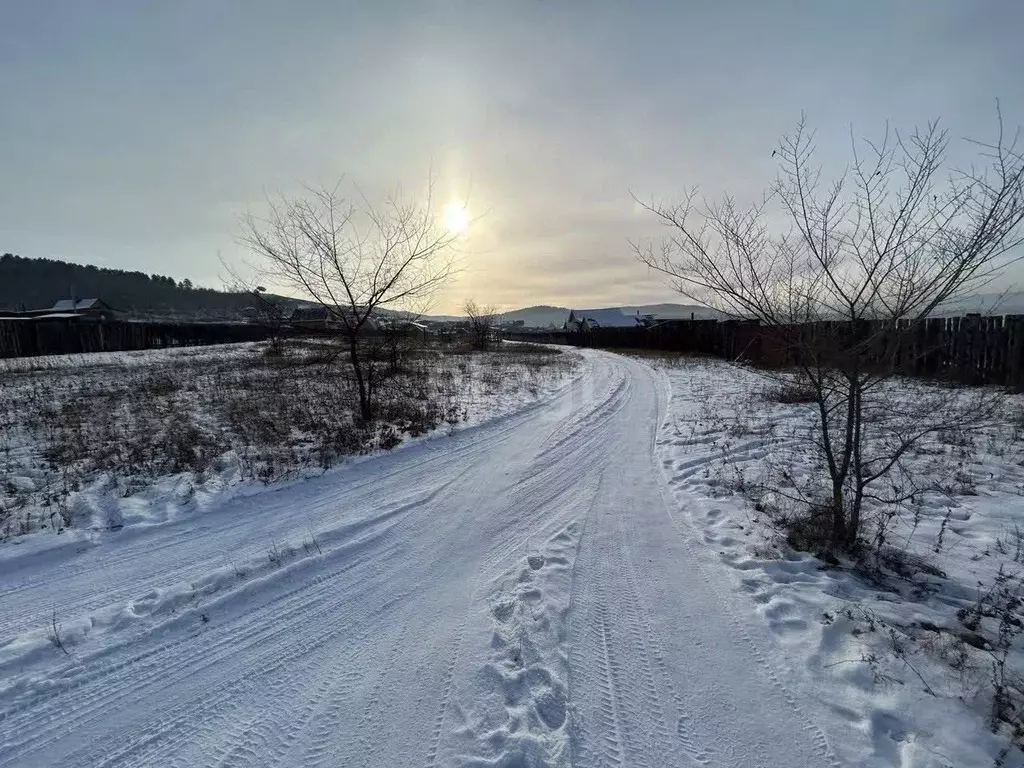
left=0, top=350, right=1016, bottom=766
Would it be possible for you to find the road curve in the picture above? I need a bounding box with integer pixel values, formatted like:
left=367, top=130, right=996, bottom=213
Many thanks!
left=0, top=350, right=842, bottom=767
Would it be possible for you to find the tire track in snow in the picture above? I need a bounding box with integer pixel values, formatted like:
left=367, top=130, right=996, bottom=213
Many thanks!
left=299, top=670, right=363, bottom=768
left=349, top=621, right=411, bottom=765
left=724, top=602, right=844, bottom=768
left=589, top=532, right=687, bottom=768
left=72, top=586, right=394, bottom=768
left=0, top=491, right=429, bottom=728
left=423, top=615, right=469, bottom=768
left=566, top=354, right=837, bottom=768
left=564, top=355, right=691, bottom=768
left=615, top=564, right=697, bottom=767
left=211, top=622, right=375, bottom=768
left=565, top=482, right=599, bottom=768
left=560, top=361, right=646, bottom=768
left=264, top=671, right=340, bottom=768
left=571, top=518, right=646, bottom=765
left=594, top=606, right=625, bottom=768
left=619, top=563, right=715, bottom=767
left=1, top=350, right=592, bottom=768
left=4, top=571, right=354, bottom=761
left=474, top=357, right=631, bottom=590
left=2, top=350, right=850, bottom=768
left=664, top=438, right=801, bottom=489
left=162, top=585, right=413, bottom=768
left=607, top=459, right=718, bottom=768
left=36, top=565, right=391, bottom=765
left=534, top=358, right=632, bottom=464
left=0, top=380, right=560, bottom=646
left=286, top=602, right=421, bottom=767
left=655, top=374, right=845, bottom=768
left=0, top=531, right=418, bottom=766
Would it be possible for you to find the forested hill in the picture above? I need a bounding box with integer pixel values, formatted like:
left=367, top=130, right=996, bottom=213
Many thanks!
left=0, top=253, right=288, bottom=318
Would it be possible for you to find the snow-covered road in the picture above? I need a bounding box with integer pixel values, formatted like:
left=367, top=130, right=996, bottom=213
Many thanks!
left=0, top=351, right=845, bottom=767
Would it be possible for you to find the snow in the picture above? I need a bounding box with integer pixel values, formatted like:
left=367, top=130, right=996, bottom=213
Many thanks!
left=0, top=341, right=578, bottom=542
left=656, top=356, right=1024, bottom=767
left=0, top=313, right=82, bottom=320
left=0, top=349, right=1021, bottom=766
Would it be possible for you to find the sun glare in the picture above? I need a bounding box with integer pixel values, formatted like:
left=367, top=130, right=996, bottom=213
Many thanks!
left=444, top=203, right=470, bottom=234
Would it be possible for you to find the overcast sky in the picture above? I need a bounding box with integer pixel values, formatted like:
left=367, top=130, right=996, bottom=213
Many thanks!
left=2, top=1, right=1022, bottom=312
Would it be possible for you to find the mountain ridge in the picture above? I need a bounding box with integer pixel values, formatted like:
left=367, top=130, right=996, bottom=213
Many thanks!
left=5, top=254, right=1022, bottom=325
left=422, top=303, right=722, bottom=328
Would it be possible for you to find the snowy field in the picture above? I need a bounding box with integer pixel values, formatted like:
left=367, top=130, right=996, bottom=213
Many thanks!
left=0, top=340, right=577, bottom=542
left=655, top=355, right=1024, bottom=767
left=1, top=347, right=1022, bottom=766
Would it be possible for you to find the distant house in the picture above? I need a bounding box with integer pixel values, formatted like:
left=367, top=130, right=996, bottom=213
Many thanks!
left=288, top=305, right=381, bottom=333
left=564, top=308, right=646, bottom=331
left=289, top=305, right=337, bottom=331
left=46, top=298, right=119, bottom=320
left=0, top=297, right=121, bottom=323
left=391, top=320, right=431, bottom=342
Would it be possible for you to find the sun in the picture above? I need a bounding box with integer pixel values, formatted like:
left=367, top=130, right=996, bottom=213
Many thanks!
left=443, top=202, right=470, bottom=234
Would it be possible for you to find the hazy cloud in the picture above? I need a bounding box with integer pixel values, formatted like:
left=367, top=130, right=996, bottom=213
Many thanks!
left=2, top=1, right=1022, bottom=311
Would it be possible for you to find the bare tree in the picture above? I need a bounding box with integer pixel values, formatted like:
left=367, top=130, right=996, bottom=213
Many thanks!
left=247, top=286, right=290, bottom=353
left=239, top=180, right=459, bottom=422
left=635, top=111, right=1024, bottom=552
left=464, top=298, right=499, bottom=350
left=221, top=257, right=292, bottom=353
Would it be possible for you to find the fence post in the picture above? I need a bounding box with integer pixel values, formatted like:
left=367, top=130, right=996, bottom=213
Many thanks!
left=1010, top=316, right=1024, bottom=392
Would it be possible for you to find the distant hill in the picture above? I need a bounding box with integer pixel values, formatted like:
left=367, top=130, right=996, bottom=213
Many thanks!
left=425, top=303, right=722, bottom=328
left=13, top=252, right=1019, bottom=326
left=615, top=304, right=724, bottom=320
left=0, top=253, right=298, bottom=320
left=451, top=295, right=1024, bottom=328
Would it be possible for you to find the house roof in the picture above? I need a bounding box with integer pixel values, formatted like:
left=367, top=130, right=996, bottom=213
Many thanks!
left=289, top=305, right=383, bottom=330
left=49, top=298, right=107, bottom=312
left=289, top=306, right=333, bottom=322
left=569, top=308, right=641, bottom=328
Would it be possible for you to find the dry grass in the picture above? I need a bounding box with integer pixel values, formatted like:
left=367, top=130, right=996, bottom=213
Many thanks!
left=0, top=339, right=577, bottom=538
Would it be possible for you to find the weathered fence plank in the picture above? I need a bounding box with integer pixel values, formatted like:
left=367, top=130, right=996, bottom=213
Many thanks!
left=0, top=317, right=277, bottom=359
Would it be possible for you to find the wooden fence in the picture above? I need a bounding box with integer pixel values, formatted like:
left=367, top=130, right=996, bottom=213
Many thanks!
left=506, top=314, right=1024, bottom=390
left=0, top=316, right=277, bottom=359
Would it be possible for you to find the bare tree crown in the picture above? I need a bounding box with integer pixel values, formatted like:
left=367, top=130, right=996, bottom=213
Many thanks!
left=635, top=111, right=1024, bottom=326
left=239, top=180, right=459, bottom=330
left=635, top=111, right=1024, bottom=553
left=464, top=298, right=499, bottom=350
left=238, top=178, right=460, bottom=422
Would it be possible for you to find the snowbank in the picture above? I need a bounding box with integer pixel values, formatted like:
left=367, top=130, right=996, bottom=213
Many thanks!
left=656, top=355, right=1024, bottom=766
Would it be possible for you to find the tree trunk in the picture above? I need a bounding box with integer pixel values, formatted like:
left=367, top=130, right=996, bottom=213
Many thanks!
left=812, top=377, right=848, bottom=553
left=349, top=337, right=371, bottom=422
left=830, top=372, right=861, bottom=551
left=847, top=486, right=864, bottom=551
left=829, top=480, right=846, bottom=552
left=846, top=385, right=865, bottom=549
